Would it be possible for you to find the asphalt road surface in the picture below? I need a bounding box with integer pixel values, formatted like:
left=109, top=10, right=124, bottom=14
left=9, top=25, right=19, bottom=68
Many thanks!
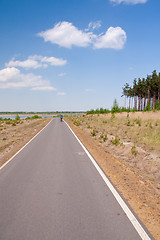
left=0, top=119, right=154, bottom=240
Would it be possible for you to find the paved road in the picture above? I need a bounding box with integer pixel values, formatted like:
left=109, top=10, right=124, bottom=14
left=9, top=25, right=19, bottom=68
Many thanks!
left=0, top=119, right=153, bottom=240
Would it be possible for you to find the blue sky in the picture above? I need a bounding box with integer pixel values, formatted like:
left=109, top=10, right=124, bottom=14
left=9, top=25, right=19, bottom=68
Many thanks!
left=0, top=0, right=160, bottom=111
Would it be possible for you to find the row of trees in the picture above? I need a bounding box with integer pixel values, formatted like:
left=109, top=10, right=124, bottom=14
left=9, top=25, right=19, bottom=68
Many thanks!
left=122, top=70, right=160, bottom=111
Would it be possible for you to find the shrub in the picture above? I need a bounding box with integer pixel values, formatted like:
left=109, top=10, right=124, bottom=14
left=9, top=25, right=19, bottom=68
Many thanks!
left=31, top=115, right=42, bottom=119
left=91, top=129, right=97, bottom=137
left=111, top=113, right=115, bottom=120
left=103, top=135, right=107, bottom=142
left=134, top=118, right=141, bottom=126
left=73, top=120, right=81, bottom=126
left=111, top=99, right=120, bottom=113
left=111, top=135, right=120, bottom=146
left=15, top=114, right=20, bottom=121
left=131, top=145, right=138, bottom=156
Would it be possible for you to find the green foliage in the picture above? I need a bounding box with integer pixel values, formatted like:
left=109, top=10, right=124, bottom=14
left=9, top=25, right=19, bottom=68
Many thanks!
left=86, top=108, right=110, bottom=115
left=15, top=114, right=20, bottom=121
left=25, top=115, right=42, bottom=120
left=31, top=115, right=42, bottom=119
left=143, top=103, right=151, bottom=112
left=103, top=135, right=107, bottom=142
left=111, top=113, right=115, bottom=120
left=155, top=100, right=160, bottom=110
left=131, top=145, right=138, bottom=156
left=73, top=120, right=81, bottom=126
left=111, top=135, right=120, bottom=146
left=134, top=118, right=141, bottom=126
left=111, top=99, right=120, bottom=113
left=91, top=129, right=98, bottom=137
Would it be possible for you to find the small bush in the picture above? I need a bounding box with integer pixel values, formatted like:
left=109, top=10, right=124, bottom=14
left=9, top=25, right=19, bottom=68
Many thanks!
left=91, top=129, right=97, bottom=137
left=25, top=117, right=31, bottom=120
left=73, top=120, right=81, bottom=126
left=111, top=113, right=115, bottom=121
left=103, top=135, right=107, bottom=142
left=31, top=115, right=42, bottom=119
left=6, top=120, right=12, bottom=125
left=134, top=118, right=141, bottom=126
left=15, top=114, right=20, bottom=121
left=111, top=135, right=120, bottom=146
left=111, top=99, right=120, bottom=113
left=103, top=120, right=107, bottom=124
left=131, top=145, right=138, bottom=156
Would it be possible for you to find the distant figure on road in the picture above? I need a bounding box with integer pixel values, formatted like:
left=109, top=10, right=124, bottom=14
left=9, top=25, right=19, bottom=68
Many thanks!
left=60, top=115, right=63, bottom=122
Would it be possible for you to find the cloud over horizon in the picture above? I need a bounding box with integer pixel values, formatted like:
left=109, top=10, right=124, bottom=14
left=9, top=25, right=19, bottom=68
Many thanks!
left=110, top=0, right=147, bottom=4
left=0, top=67, right=56, bottom=91
left=38, top=21, right=127, bottom=50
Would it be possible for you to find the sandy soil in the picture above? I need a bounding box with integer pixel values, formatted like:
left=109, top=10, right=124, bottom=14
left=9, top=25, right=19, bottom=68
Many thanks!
left=0, top=118, right=51, bottom=168
left=66, top=112, right=160, bottom=240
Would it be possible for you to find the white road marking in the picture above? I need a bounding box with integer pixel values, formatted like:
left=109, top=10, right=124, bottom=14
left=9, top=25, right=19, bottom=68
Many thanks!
left=65, top=121, right=152, bottom=240
left=0, top=119, right=53, bottom=171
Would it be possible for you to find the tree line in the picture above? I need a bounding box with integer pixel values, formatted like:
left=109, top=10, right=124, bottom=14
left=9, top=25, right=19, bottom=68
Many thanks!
left=122, top=70, right=160, bottom=111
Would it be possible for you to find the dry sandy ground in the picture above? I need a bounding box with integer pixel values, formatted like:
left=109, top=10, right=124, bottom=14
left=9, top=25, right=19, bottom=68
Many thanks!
left=66, top=112, right=160, bottom=240
left=0, top=118, right=51, bottom=168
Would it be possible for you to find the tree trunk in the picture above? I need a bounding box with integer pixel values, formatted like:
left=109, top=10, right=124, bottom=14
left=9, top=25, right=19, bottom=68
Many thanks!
left=153, top=92, right=156, bottom=110
left=134, top=94, right=136, bottom=109
left=143, top=97, right=146, bottom=110
left=158, top=82, right=160, bottom=102
left=138, top=96, right=141, bottom=111
left=124, top=96, right=126, bottom=109
left=147, top=88, right=150, bottom=107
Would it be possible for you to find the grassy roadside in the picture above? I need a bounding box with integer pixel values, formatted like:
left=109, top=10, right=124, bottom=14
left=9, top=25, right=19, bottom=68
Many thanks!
left=69, top=111, right=160, bottom=188
left=66, top=111, right=160, bottom=240
left=0, top=117, right=51, bottom=168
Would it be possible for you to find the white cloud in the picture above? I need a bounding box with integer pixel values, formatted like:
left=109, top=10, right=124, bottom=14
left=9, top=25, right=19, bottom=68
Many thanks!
left=85, top=21, right=102, bottom=31
left=0, top=67, right=20, bottom=82
left=38, top=21, right=127, bottom=50
left=6, top=58, right=41, bottom=69
left=110, top=0, right=147, bottom=4
left=38, top=21, right=95, bottom=48
left=0, top=67, right=56, bottom=91
left=93, top=27, right=127, bottom=49
left=6, top=55, right=67, bottom=69
left=41, top=56, right=67, bottom=66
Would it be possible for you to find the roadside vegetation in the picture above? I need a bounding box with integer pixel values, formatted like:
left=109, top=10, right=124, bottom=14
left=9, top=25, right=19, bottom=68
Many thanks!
left=70, top=111, right=160, bottom=152
left=68, top=110, right=160, bottom=193
left=0, top=116, right=51, bottom=168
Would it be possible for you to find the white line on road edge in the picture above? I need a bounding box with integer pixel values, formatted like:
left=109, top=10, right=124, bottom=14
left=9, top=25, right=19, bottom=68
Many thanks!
left=65, top=121, right=152, bottom=240
left=0, top=119, right=53, bottom=171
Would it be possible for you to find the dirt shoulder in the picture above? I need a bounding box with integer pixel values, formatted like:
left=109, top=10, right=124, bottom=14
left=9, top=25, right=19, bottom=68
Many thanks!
left=0, top=118, right=51, bottom=168
left=66, top=117, right=160, bottom=240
